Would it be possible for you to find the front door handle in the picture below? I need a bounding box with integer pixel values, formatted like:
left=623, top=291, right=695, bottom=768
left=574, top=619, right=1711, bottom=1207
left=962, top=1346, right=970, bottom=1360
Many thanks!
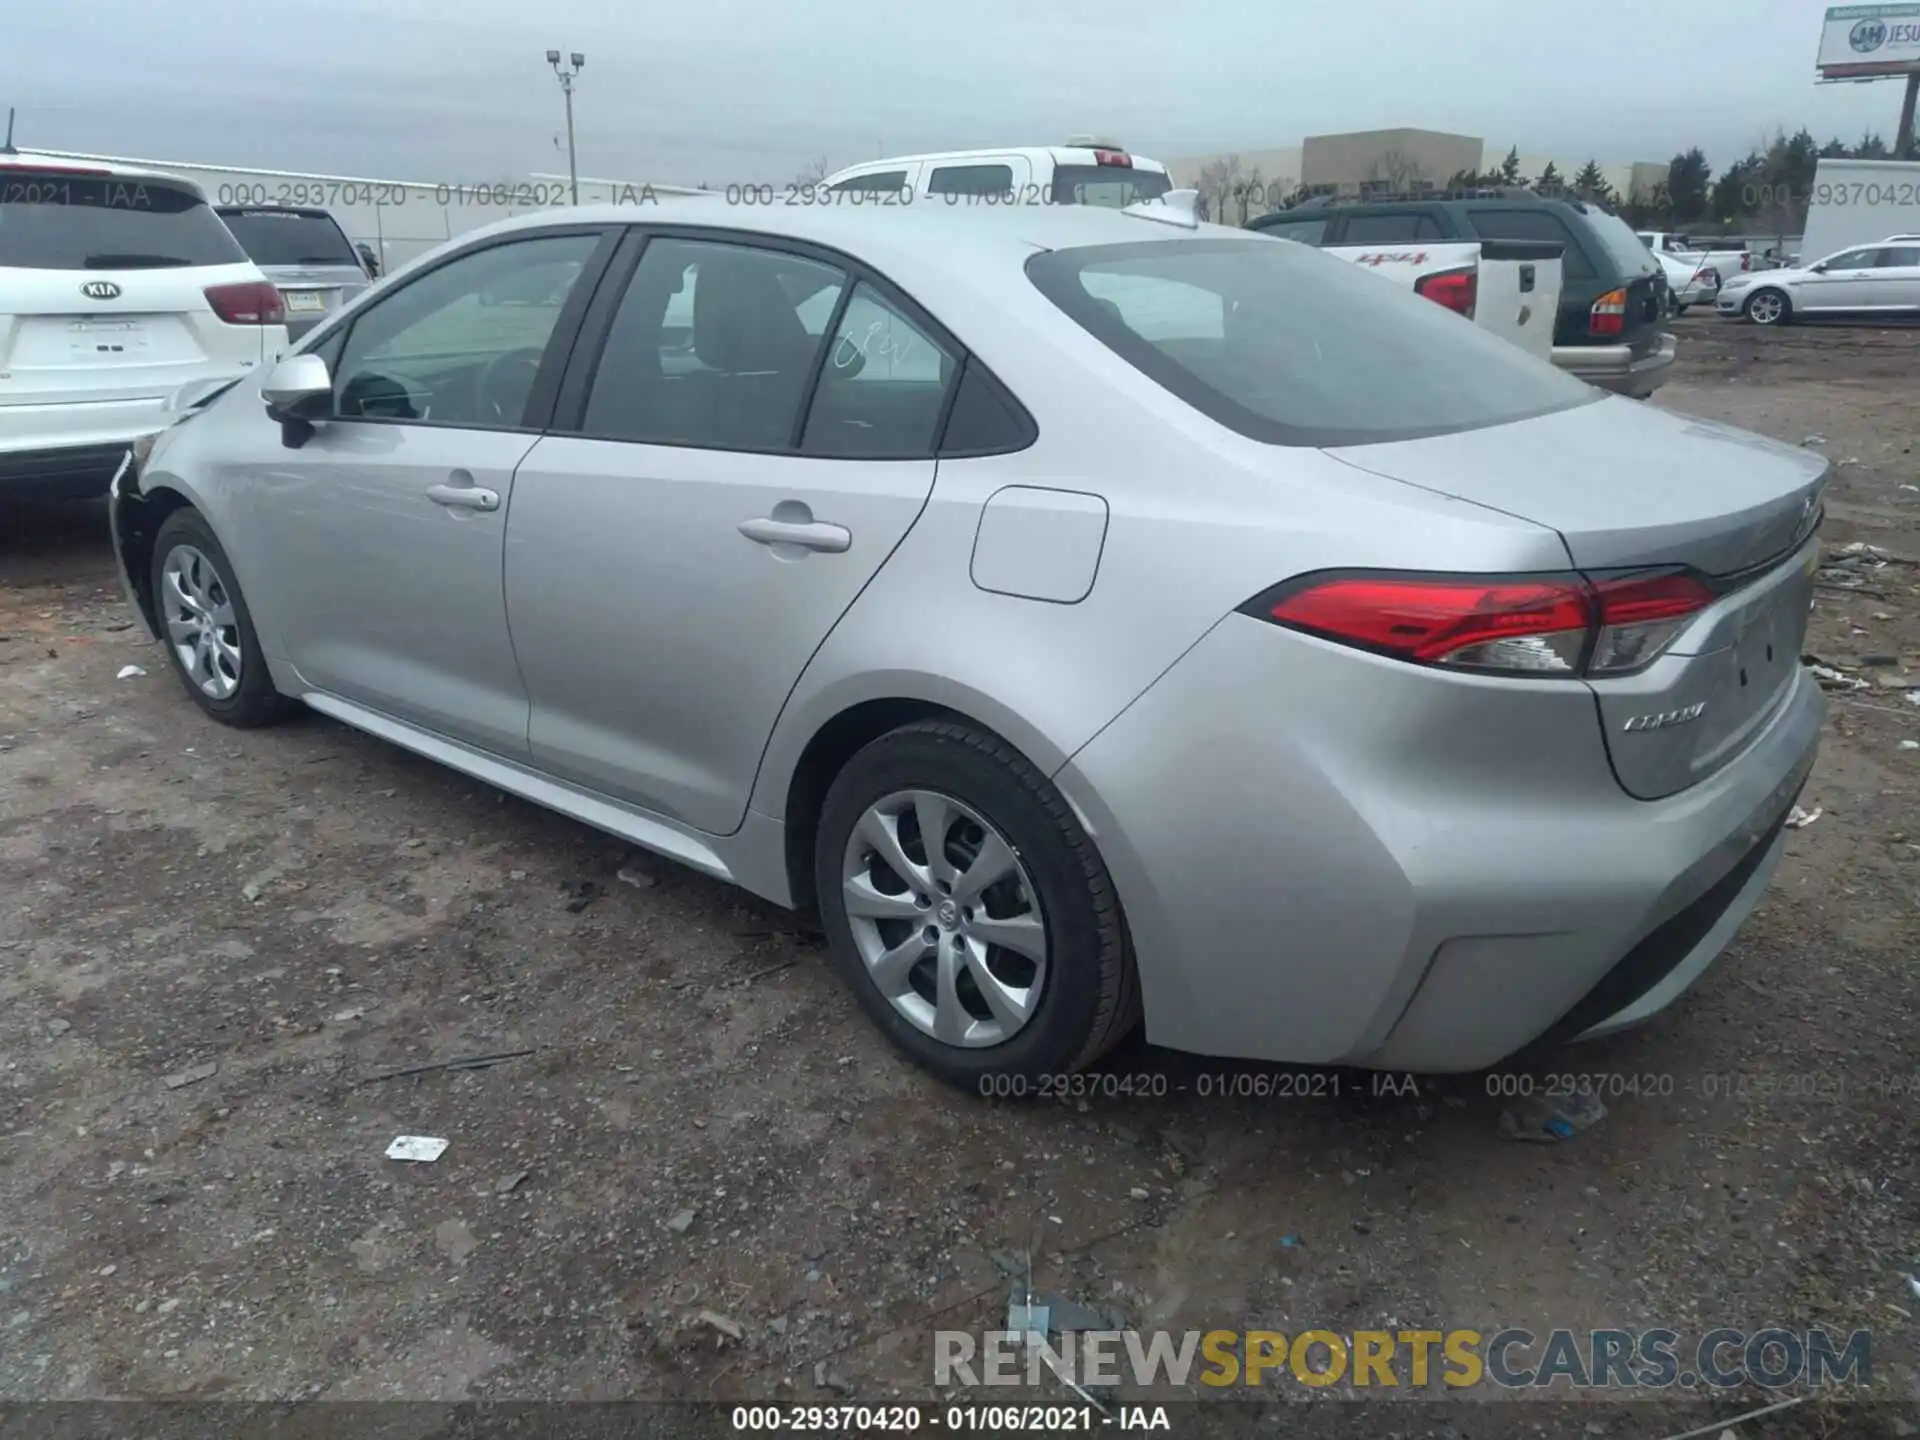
left=427, top=482, right=500, bottom=512
left=738, top=516, right=851, bottom=553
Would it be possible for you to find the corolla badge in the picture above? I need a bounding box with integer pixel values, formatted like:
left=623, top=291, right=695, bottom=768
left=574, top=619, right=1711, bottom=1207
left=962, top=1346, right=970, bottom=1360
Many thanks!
left=1623, top=702, right=1707, bottom=733
left=80, top=280, right=122, bottom=300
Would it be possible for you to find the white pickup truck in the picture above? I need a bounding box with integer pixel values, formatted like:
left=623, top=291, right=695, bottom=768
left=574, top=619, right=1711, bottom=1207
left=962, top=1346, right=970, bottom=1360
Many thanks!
left=1322, top=241, right=1564, bottom=361
left=1636, top=231, right=1751, bottom=286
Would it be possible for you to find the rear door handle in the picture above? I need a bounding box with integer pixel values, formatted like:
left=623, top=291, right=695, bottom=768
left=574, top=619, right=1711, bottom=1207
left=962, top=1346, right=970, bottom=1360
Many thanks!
left=738, top=517, right=851, bottom=553
left=427, top=482, right=500, bottom=512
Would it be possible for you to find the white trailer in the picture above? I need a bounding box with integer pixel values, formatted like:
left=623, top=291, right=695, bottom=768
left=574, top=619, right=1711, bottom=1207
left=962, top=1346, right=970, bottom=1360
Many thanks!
left=28, top=151, right=703, bottom=271
left=1798, top=157, right=1920, bottom=262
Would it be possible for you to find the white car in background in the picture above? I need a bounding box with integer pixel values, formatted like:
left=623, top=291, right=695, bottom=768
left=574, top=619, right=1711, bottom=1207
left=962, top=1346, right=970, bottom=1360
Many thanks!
left=823, top=140, right=1173, bottom=210
left=1714, top=238, right=1920, bottom=326
left=1, top=153, right=289, bottom=502
left=1645, top=245, right=1720, bottom=314
left=1636, top=230, right=1751, bottom=287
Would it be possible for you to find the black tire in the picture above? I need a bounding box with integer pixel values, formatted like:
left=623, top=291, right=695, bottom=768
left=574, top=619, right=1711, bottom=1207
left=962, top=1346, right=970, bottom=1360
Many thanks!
left=814, top=720, right=1139, bottom=1091
left=149, top=509, right=294, bottom=728
left=1673, top=304, right=1690, bottom=316
left=1744, top=288, right=1791, bottom=327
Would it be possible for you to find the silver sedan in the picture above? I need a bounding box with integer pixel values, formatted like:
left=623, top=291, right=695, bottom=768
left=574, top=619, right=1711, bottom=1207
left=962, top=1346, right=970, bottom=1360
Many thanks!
left=109, top=198, right=1826, bottom=1086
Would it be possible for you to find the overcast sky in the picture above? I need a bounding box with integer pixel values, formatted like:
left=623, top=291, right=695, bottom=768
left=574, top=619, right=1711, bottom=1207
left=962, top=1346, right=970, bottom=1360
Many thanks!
left=7, top=0, right=1909, bottom=185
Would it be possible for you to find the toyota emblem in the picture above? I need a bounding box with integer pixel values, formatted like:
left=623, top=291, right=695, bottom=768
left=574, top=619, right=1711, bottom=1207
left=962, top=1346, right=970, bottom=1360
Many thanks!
left=80, top=280, right=123, bottom=300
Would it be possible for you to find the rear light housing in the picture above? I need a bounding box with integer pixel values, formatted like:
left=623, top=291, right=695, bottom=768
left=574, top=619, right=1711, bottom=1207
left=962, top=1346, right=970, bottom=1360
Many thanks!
left=1093, top=149, right=1133, bottom=168
left=0, top=160, right=112, bottom=176
left=203, top=280, right=285, bottom=326
left=1414, top=265, right=1477, bottom=319
left=1243, top=569, right=1718, bottom=679
left=1740, top=253, right=1751, bottom=272
left=1589, top=286, right=1628, bottom=338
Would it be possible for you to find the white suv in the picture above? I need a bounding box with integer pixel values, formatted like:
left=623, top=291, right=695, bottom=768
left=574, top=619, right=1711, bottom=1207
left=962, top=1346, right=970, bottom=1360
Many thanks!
left=2, top=153, right=290, bottom=501
left=822, top=139, right=1172, bottom=209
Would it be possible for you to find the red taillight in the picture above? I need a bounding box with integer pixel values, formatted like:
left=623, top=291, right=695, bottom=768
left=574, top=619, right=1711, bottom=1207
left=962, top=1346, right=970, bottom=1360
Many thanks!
left=1414, top=266, right=1477, bottom=319
left=0, top=161, right=112, bottom=176
left=1589, top=286, right=1628, bottom=338
left=1588, top=571, right=1716, bottom=673
left=1093, top=149, right=1132, bottom=167
left=1740, top=254, right=1751, bottom=272
left=203, top=280, right=285, bottom=326
left=1249, top=569, right=1714, bottom=678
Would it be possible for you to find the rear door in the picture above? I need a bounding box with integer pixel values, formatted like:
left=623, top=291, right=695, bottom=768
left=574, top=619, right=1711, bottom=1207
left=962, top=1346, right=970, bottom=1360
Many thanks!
left=1, top=166, right=272, bottom=414
left=1859, top=244, right=1920, bottom=309
left=505, top=230, right=960, bottom=833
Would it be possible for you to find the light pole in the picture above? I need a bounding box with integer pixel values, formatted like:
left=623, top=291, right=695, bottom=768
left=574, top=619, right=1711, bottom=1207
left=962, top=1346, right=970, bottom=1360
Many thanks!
left=545, top=49, right=584, bottom=205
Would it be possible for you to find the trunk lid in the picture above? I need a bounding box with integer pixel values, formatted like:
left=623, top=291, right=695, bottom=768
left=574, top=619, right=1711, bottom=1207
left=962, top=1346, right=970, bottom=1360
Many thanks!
left=1326, top=398, right=1828, bottom=800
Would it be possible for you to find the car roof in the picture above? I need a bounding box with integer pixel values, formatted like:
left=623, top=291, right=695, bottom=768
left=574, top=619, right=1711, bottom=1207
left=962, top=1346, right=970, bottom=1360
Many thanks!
left=0, top=150, right=210, bottom=196
left=827, top=146, right=1169, bottom=176
left=441, top=195, right=1226, bottom=272
left=215, top=203, right=339, bottom=220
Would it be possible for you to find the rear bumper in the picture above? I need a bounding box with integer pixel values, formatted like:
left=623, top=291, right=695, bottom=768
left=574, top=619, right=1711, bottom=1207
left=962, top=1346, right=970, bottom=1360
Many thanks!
left=0, top=442, right=134, bottom=501
left=1552, top=332, right=1677, bottom=398
left=1052, top=615, right=1824, bottom=1072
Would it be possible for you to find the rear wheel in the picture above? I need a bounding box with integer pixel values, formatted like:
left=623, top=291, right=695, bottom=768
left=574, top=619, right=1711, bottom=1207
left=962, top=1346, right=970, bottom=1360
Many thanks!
left=1745, top=288, right=1790, bottom=326
left=150, top=509, right=293, bottom=728
left=814, top=720, right=1137, bottom=1090
left=1673, top=304, right=1690, bottom=317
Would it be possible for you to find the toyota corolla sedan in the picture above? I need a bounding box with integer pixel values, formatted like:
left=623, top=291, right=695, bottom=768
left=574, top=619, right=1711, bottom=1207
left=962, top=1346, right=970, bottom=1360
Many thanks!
left=107, top=198, right=1827, bottom=1088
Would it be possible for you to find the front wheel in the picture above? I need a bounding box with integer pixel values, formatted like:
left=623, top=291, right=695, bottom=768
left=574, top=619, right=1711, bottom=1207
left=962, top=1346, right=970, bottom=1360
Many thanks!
left=814, top=720, right=1138, bottom=1089
left=150, top=509, right=294, bottom=728
left=1745, top=288, right=1790, bottom=326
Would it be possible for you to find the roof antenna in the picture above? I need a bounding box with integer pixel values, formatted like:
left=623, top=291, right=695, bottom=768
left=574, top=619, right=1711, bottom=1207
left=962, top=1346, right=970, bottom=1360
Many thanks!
left=1, top=108, right=18, bottom=156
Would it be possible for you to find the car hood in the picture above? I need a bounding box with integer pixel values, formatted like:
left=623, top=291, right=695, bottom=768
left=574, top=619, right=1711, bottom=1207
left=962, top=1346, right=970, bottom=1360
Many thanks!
left=1324, top=395, right=1829, bottom=576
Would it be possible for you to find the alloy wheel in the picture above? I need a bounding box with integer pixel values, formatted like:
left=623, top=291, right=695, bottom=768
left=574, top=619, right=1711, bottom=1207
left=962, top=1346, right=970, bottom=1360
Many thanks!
left=160, top=544, right=243, bottom=700
left=839, top=788, right=1048, bottom=1048
left=1747, top=291, right=1785, bottom=325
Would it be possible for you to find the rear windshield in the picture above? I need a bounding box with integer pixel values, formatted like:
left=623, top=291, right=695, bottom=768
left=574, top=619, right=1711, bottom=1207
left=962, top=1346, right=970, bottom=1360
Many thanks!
left=1026, top=237, right=1599, bottom=447
left=0, top=170, right=246, bottom=270
left=1587, top=212, right=1661, bottom=278
left=1049, top=166, right=1172, bottom=208
left=217, top=208, right=360, bottom=266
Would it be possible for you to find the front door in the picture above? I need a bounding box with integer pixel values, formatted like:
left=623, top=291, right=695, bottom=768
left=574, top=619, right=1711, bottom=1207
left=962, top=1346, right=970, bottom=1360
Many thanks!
left=505, top=231, right=960, bottom=833
left=254, top=229, right=608, bottom=754
left=1796, top=246, right=1880, bottom=311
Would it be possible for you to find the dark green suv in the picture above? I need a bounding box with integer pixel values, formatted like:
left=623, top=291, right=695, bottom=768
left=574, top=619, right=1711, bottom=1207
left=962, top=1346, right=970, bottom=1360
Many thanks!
left=1248, top=190, right=1675, bottom=398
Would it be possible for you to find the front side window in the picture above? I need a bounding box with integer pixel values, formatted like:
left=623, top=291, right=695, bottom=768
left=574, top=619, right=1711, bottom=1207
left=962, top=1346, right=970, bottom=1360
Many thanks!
left=581, top=237, right=845, bottom=450
left=1824, top=249, right=1877, bottom=269
left=828, top=170, right=909, bottom=195
left=802, top=283, right=957, bottom=457
left=331, top=232, right=598, bottom=426
left=1027, top=237, right=1599, bottom=448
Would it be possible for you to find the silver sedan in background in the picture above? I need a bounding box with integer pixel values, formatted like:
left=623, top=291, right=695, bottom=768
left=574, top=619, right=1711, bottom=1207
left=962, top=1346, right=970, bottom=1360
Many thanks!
left=109, top=199, right=1826, bottom=1087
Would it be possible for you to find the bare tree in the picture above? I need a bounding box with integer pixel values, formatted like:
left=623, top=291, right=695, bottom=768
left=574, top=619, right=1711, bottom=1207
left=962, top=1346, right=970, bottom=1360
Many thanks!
left=792, top=154, right=831, bottom=187
left=1195, top=154, right=1243, bottom=226
left=1229, top=166, right=1266, bottom=225
left=1362, top=149, right=1427, bottom=195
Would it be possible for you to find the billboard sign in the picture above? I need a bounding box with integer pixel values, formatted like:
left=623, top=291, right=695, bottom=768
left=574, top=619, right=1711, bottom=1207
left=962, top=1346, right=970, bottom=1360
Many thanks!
left=1817, top=4, right=1920, bottom=78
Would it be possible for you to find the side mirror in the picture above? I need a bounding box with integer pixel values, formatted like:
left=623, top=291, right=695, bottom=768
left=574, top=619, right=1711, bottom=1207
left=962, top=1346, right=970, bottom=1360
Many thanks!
left=263, top=354, right=332, bottom=420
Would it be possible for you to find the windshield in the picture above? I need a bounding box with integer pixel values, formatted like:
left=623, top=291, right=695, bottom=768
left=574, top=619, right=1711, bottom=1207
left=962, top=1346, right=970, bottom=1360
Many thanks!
left=1026, top=238, right=1599, bottom=447
left=217, top=209, right=361, bottom=267
left=1588, top=212, right=1661, bottom=278
left=1049, top=166, right=1172, bottom=209
left=0, top=170, right=247, bottom=270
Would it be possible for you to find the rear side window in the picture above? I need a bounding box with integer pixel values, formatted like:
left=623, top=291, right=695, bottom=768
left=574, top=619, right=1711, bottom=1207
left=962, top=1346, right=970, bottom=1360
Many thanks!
left=829, top=170, right=909, bottom=195
left=1338, top=212, right=1446, bottom=243
left=0, top=171, right=247, bottom=270
left=1026, top=238, right=1598, bottom=448
left=1466, top=209, right=1594, bottom=280
left=939, top=362, right=1035, bottom=454
left=929, top=164, right=1014, bottom=197
left=1047, top=166, right=1172, bottom=208
left=1879, top=246, right=1920, bottom=267
left=1252, top=216, right=1329, bottom=244
left=1585, top=212, right=1661, bottom=279
left=217, top=209, right=360, bottom=266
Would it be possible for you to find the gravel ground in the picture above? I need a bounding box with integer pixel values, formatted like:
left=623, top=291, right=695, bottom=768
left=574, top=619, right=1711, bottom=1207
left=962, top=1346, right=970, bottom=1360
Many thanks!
left=1, top=315, right=1916, bottom=1436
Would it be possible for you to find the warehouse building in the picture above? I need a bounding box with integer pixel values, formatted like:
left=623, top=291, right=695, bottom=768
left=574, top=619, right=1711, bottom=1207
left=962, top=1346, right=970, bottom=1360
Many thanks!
left=1167, top=128, right=1665, bottom=210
